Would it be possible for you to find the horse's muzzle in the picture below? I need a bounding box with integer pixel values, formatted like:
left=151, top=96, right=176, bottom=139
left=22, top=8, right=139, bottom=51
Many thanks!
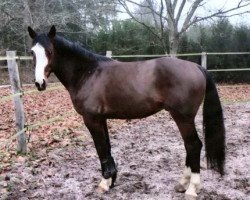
left=35, top=79, right=46, bottom=91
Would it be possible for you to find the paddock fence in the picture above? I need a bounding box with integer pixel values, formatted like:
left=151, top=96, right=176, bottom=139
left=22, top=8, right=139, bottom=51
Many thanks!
left=0, top=51, right=250, bottom=153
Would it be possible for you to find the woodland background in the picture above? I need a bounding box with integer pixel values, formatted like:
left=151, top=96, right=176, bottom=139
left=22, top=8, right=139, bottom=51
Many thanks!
left=0, top=0, right=250, bottom=82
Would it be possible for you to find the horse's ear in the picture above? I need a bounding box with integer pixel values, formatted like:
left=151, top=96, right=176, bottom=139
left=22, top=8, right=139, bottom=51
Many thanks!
left=48, top=25, right=56, bottom=39
left=28, top=26, right=37, bottom=39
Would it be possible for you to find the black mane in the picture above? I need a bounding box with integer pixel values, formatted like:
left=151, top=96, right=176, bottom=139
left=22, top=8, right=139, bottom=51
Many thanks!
left=54, top=35, right=112, bottom=62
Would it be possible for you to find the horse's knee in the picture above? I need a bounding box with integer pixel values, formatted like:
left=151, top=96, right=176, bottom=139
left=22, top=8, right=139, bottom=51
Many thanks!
left=185, top=133, right=202, bottom=150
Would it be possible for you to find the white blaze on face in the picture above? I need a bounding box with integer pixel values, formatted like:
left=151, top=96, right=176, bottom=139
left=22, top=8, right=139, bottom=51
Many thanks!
left=31, top=43, right=48, bottom=85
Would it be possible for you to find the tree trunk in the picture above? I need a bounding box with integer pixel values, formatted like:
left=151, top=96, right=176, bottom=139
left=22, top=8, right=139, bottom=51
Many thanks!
left=22, top=0, right=33, bottom=67
left=169, top=30, right=179, bottom=56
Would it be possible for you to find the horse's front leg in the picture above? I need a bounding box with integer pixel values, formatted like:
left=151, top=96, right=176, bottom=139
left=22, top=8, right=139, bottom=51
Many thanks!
left=83, top=115, right=117, bottom=193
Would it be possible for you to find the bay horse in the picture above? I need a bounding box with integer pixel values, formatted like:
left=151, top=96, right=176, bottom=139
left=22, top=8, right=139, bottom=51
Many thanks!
left=28, top=26, right=225, bottom=199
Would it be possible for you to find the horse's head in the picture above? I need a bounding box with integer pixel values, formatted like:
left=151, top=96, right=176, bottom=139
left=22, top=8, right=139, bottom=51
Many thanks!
left=28, top=26, right=56, bottom=91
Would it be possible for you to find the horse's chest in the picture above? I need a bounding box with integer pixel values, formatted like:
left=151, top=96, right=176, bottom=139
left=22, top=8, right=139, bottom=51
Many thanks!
left=70, top=91, right=104, bottom=115
left=69, top=96, right=83, bottom=114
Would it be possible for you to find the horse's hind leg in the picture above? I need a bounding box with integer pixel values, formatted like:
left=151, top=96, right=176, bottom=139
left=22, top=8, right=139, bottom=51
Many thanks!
left=83, top=115, right=117, bottom=193
left=171, top=111, right=202, bottom=199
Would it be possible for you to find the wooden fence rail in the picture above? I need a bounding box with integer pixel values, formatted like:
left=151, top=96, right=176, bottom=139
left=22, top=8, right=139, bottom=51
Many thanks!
left=1, top=51, right=250, bottom=70
left=107, top=51, right=250, bottom=71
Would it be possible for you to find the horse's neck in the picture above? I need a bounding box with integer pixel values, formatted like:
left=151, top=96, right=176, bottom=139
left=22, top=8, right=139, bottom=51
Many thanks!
left=52, top=52, right=95, bottom=91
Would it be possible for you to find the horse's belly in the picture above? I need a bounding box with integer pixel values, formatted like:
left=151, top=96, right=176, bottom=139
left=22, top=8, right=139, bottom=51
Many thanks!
left=105, top=107, right=163, bottom=119
left=103, top=98, right=164, bottom=119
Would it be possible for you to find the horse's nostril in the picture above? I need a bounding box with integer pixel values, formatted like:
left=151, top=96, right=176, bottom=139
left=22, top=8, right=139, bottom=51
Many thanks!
left=35, top=82, right=40, bottom=88
left=42, top=79, right=46, bottom=88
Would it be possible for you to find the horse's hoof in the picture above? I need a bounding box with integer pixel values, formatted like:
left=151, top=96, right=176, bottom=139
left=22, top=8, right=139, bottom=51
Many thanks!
left=174, top=183, right=187, bottom=193
left=96, top=178, right=112, bottom=194
left=96, top=186, right=108, bottom=194
left=185, top=194, right=197, bottom=200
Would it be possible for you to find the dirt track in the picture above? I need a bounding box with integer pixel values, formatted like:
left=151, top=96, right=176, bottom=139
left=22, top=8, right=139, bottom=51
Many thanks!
left=0, top=100, right=249, bottom=200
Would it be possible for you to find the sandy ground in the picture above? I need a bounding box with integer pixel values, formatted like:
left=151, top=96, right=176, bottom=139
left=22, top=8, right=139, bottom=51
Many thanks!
left=0, top=100, right=249, bottom=200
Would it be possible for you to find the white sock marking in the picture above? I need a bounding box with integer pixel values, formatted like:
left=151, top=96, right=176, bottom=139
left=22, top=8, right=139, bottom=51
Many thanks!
left=98, top=177, right=112, bottom=192
left=185, top=173, right=201, bottom=197
left=31, top=43, right=48, bottom=85
left=179, top=166, right=191, bottom=188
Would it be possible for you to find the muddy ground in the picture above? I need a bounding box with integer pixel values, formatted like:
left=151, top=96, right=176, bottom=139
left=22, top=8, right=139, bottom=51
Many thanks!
left=0, top=85, right=249, bottom=200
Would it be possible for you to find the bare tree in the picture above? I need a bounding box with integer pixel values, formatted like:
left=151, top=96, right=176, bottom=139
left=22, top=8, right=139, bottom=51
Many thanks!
left=118, top=0, right=250, bottom=54
left=0, top=0, right=117, bottom=54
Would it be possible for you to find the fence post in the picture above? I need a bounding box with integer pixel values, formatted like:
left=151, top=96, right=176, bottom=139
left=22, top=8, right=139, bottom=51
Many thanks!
left=7, top=51, right=27, bottom=154
left=201, top=52, right=207, bottom=69
left=106, top=51, right=112, bottom=58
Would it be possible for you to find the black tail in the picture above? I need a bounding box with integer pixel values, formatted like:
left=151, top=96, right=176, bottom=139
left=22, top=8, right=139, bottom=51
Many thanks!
left=201, top=68, right=225, bottom=175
